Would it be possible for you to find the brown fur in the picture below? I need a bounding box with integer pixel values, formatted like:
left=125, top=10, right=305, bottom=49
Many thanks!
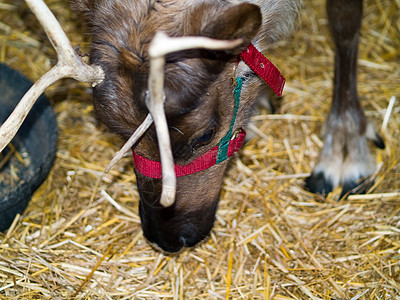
left=71, top=0, right=288, bottom=252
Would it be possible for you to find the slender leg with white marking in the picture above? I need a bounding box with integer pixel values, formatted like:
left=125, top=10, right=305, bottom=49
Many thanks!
left=306, top=0, right=384, bottom=197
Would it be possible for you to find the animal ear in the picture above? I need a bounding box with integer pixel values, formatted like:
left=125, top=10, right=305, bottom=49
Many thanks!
left=190, top=3, right=262, bottom=54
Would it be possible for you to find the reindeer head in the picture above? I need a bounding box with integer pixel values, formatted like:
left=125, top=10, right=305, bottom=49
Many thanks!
left=72, top=0, right=268, bottom=252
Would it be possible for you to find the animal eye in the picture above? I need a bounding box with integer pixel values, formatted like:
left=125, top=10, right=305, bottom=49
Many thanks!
left=195, top=125, right=216, bottom=147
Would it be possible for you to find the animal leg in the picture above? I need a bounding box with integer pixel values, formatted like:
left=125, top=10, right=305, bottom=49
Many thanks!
left=306, top=0, right=384, bottom=197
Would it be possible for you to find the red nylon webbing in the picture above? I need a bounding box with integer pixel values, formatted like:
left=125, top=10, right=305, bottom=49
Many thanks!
left=240, top=43, right=286, bottom=97
left=132, top=43, right=286, bottom=178
left=133, top=129, right=246, bottom=178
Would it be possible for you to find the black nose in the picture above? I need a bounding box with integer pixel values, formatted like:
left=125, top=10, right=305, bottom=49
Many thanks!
left=139, top=198, right=217, bottom=253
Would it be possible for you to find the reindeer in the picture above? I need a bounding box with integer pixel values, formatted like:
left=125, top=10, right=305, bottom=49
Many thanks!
left=68, top=0, right=299, bottom=252
left=0, top=0, right=384, bottom=253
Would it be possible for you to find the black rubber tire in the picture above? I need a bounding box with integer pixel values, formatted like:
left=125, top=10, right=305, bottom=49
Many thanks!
left=0, top=63, right=58, bottom=231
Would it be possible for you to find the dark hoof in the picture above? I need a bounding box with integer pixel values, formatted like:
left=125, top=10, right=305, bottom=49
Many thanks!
left=341, top=177, right=373, bottom=198
left=305, top=171, right=333, bottom=197
left=305, top=172, right=374, bottom=199
left=372, top=133, right=385, bottom=149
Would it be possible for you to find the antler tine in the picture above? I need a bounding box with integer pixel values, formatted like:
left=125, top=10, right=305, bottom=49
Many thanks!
left=149, top=32, right=243, bottom=57
left=146, top=32, right=243, bottom=207
left=24, top=0, right=104, bottom=85
left=0, top=0, right=104, bottom=153
left=105, top=113, right=153, bottom=173
left=147, top=33, right=176, bottom=207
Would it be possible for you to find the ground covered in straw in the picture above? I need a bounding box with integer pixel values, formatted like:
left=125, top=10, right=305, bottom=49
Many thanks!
left=1, top=0, right=399, bottom=299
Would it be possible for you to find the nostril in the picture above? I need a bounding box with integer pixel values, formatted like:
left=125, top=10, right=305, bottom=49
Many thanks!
left=178, top=234, right=199, bottom=248
left=147, top=228, right=205, bottom=253
left=139, top=194, right=218, bottom=253
left=152, top=240, right=183, bottom=253
left=178, top=235, right=201, bottom=248
left=177, top=225, right=207, bottom=248
left=179, top=235, right=188, bottom=247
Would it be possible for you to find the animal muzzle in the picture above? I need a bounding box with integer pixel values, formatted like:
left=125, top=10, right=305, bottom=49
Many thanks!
left=138, top=186, right=219, bottom=253
left=134, top=158, right=229, bottom=253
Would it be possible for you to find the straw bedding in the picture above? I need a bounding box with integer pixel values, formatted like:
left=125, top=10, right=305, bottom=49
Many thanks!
left=0, top=0, right=399, bottom=298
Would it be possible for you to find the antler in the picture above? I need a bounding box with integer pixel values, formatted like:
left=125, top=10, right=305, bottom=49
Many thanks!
left=144, top=32, right=243, bottom=207
left=0, top=0, right=104, bottom=153
left=1, top=0, right=243, bottom=208
left=105, top=113, right=153, bottom=173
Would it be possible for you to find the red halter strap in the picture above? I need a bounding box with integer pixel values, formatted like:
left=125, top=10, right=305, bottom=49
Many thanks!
left=239, top=43, right=285, bottom=97
left=133, top=129, right=246, bottom=178
left=132, top=43, right=285, bottom=178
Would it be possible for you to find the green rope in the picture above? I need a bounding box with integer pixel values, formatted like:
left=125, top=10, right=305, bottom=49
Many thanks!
left=216, top=77, right=243, bottom=164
